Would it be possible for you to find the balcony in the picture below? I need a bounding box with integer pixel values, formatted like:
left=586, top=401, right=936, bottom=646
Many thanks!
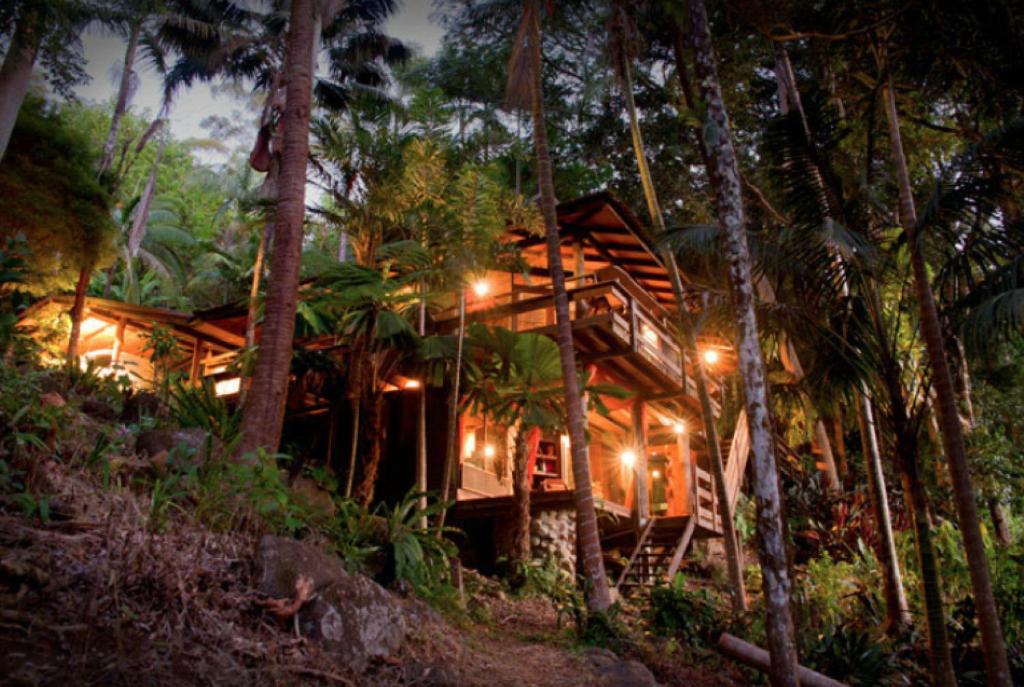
left=441, top=267, right=702, bottom=399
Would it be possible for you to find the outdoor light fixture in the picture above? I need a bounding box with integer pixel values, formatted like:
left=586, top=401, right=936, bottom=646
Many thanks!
left=80, top=317, right=108, bottom=337
left=472, top=280, right=490, bottom=297
left=620, top=450, right=636, bottom=469
left=403, top=379, right=421, bottom=390
left=673, top=421, right=685, bottom=435
left=703, top=349, right=720, bottom=365
left=651, top=469, right=661, bottom=479
left=214, top=377, right=241, bottom=397
left=484, top=444, right=496, bottom=458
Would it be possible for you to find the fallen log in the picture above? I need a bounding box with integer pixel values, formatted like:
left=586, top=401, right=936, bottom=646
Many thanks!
left=716, top=633, right=849, bottom=687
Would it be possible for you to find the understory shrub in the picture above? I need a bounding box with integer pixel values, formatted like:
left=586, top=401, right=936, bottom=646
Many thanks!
left=646, top=574, right=725, bottom=648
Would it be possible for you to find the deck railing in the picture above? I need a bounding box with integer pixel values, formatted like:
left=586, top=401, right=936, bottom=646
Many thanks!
left=441, top=272, right=694, bottom=391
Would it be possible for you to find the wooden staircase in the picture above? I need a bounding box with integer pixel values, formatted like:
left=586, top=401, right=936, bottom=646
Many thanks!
left=614, top=517, right=696, bottom=594
left=611, top=409, right=752, bottom=595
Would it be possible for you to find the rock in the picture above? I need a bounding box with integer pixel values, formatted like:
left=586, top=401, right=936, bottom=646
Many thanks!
left=289, top=476, right=337, bottom=517
left=81, top=397, right=117, bottom=420
left=583, top=647, right=619, bottom=671
left=596, top=659, right=661, bottom=687
left=135, top=427, right=220, bottom=465
left=257, top=535, right=408, bottom=671
left=120, top=391, right=165, bottom=423
left=39, top=392, right=65, bottom=408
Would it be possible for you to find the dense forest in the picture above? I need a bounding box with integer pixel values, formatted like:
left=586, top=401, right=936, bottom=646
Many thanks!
left=1, top=1, right=1023, bottom=685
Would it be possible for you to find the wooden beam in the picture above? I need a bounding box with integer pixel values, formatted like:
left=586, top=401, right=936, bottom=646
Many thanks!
left=633, top=397, right=650, bottom=522
left=664, top=516, right=697, bottom=580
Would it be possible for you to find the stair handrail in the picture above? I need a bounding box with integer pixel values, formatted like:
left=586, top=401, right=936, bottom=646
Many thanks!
left=724, top=408, right=750, bottom=511
left=614, top=517, right=656, bottom=591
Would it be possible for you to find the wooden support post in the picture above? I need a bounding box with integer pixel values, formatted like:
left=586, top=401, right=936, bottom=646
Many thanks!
left=111, top=317, right=127, bottom=364
left=633, top=398, right=649, bottom=523
left=189, top=339, right=205, bottom=385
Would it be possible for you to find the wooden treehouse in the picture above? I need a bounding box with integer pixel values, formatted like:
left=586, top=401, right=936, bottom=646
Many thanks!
left=20, top=192, right=754, bottom=592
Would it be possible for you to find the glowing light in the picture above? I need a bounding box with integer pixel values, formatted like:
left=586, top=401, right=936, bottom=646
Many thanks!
left=673, top=421, right=685, bottom=435
left=214, top=377, right=241, bottom=397
left=703, top=349, right=720, bottom=365
left=651, top=469, right=661, bottom=479
left=484, top=444, right=496, bottom=458
left=620, top=450, right=636, bottom=469
left=403, top=379, right=421, bottom=390
left=641, top=324, right=658, bottom=345
left=81, top=317, right=108, bottom=337
left=472, top=280, right=490, bottom=297
left=206, top=365, right=228, bottom=375
left=463, top=433, right=476, bottom=457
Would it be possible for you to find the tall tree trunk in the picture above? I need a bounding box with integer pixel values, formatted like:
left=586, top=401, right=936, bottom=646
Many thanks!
left=66, top=264, right=92, bottom=368
left=98, top=22, right=141, bottom=179
left=884, top=77, right=1012, bottom=687
left=511, top=428, right=532, bottom=569
left=437, top=290, right=466, bottom=531
left=344, top=394, right=360, bottom=498
left=354, top=387, right=385, bottom=507
left=988, top=498, right=1011, bottom=547
left=0, top=6, right=41, bottom=163
left=855, top=389, right=912, bottom=631
left=618, top=49, right=746, bottom=612
left=235, top=0, right=316, bottom=458
left=127, top=137, right=167, bottom=258
left=524, top=1, right=611, bottom=612
left=416, top=291, right=428, bottom=528
left=687, top=2, right=799, bottom=683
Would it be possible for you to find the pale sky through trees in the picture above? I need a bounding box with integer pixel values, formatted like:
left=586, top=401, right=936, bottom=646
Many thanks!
left=74, top=0, right=443, bottom=161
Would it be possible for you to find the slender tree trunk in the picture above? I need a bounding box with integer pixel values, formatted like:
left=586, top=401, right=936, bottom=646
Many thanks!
left=344, top=395, right=360, bottom=498
left=416, top=291, right=428, bottom=528
left=437, top=290, right=466, bottom=531
left=235, top=0, right=317, bottom=458
left=127, top=138, right=167, bottom=258
left=66, top=265, right=92, bottom=368
left=525, top=1, right=611, bottom=612
left=884, top=77, right=1012, bottom=687
left=354, top=387, right=384, bottom=507
left=896, top=436, right=957, bottom=687
left=619, top=50, right=746, bottom=612
left=855, top=388, right=912, bottom=631
left=687, top=2, right=799, bottom=682
left=988, top=498, right=1011, bottom=547
left=0, top=6, right=41, bottom=163
left=98, top=22, right=141, bottom=179
left=511, top=428, right=532, bottom=569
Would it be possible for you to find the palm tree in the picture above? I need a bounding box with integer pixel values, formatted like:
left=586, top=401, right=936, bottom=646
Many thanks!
left=508, top=0, right=611, bottom=612
left=607, top=0, right=747, bottom=613
left=463, top=325, right=567, bottom=570
left=234, top=0, right=319, bottom=457
left=685, top=0, right=800, bottom=682
left=882, top=76, right=1012, bottom=687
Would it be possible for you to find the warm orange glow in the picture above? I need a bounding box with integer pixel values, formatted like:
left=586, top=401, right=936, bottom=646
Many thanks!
left=403, top=379, right=421, bottom=390
left=483, top=444, right=496, bottom=458
left=641, top=324, right=658, bottom=345
left=472, top=280, right=490, bottom=297
left=651, top=469, right=661, bottom=479
left=703, top=349, right=720, bottom=365
left=620, top=450, right=637, bottom=469
left=214, top=377, right=241, bottom=397
left=463, top=433, right=476, bottom=457
left=81, top=317, right=108, bottom=337
left=673, top=421, right=685, bottom=435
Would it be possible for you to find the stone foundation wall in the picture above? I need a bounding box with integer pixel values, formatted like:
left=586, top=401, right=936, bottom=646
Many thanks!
left=530, top=507, right=576, bottom=574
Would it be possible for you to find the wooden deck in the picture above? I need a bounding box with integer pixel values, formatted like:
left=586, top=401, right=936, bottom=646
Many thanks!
left=453, top=489, right=631, bottom=519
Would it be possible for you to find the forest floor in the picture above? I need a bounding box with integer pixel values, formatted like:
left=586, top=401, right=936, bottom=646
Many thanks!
left=0, top=392, right=749, bottom=686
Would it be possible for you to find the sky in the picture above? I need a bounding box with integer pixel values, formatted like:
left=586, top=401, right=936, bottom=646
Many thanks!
left=75, top=0, right=445, bottom=156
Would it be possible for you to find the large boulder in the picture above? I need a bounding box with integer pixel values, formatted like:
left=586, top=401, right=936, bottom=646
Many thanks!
left=583, top=648, right=661, bottom=687
left=257, top=535, right=407, bottom=671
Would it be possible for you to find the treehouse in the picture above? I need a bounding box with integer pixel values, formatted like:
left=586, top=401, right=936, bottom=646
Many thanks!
left=19, top=192, right=752, bottom=592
